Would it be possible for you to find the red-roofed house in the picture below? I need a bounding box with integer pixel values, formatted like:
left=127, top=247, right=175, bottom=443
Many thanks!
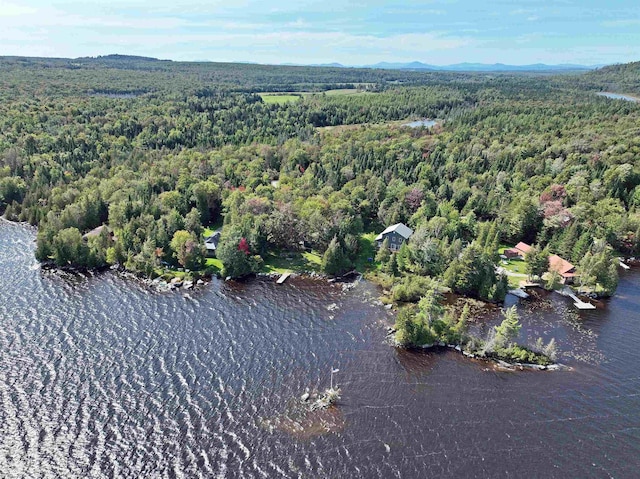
left=548, top=254, right=578, bottom=283
left=504, top=241, right=578, bottom=284
left=504, top=242, right=532, bottom=259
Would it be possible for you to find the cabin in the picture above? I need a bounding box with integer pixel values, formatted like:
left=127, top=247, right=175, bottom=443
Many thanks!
left=375, top=223, right=413, bottom=252
left=548, top=254, right=578, bottom=284
left=506, top=241, right=578, bottom=283
left=504, top=241, right=532, bottom=259
left=82, top=225, right=114, bottom=242
left=204, top=231, right=221, bottom=257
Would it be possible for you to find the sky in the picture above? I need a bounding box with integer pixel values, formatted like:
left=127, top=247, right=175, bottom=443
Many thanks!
left=0, top=0, right=639, bottom=65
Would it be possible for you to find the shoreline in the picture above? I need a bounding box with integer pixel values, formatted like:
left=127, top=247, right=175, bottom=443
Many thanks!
left=0, top=219, right=585, bottom=374
left=389, top=336, right=571, bottom=372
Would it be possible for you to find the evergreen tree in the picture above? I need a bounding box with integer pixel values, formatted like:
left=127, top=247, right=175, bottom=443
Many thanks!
left=184, top=208, right=203, bottom=238
left=52, top=228, right=88, bottom=267
left=443, top=244, right=503, bottom=301
left=375, top=238, right=391, bottom=264
left=128, top=238, right=159, bottom=277
left=545, top=270, right=562, bottom=290
left=577, top=242, right=618, bottom=296
left=494, top=306, right=522, bottom=349
left=476, top=222, right=489, bottom=249
left=321, top=237, right=352, bottom=276
left=558, top=222, right=579, bottom=259
left=454, top=304, right=470, bottom=338
left=572, top=232, right=592, bottom=264
left=384, top=251, right=399, bottom=276
left=396, top=242, right=412, bottom=272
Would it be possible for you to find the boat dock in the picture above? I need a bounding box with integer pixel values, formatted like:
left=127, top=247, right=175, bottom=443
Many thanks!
left=557, top=287, right=596, bottom=310
left=508, top=289, right=530, bottom=299
left=276, top=272, right=291, bottom=284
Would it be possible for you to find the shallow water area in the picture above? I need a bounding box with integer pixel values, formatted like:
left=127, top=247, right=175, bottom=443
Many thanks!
left=597, top=91, right=640, bottom=102
left=1, top=222, right=640, bottom=478
left=402, top=119, right=438, bottom=128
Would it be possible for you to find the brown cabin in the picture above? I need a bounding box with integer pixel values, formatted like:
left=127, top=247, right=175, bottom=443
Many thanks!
left=504, top=242, right=532, bottom=259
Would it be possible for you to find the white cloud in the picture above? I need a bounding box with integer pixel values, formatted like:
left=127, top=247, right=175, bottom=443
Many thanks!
left=0, top=7, right=190, bottom=30
left=0, top=3, right=36, bottom=16
left=0, top=27, right=474, bottom=63
left=90, top=30, right=473, bottom=60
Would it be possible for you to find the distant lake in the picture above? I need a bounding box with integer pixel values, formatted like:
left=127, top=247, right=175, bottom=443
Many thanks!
left=402, top=119, right=438, bottom=128
left=89, top=92, right=141, bottom=99
left=597, top=92, right=640, bottom=103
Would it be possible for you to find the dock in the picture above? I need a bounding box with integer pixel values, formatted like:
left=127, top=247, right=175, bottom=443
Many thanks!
left=276, top=272, right=291, bottom=284
left=508, top=289, right=530, bottom=299
left=557, top=287, right=596, bottom=310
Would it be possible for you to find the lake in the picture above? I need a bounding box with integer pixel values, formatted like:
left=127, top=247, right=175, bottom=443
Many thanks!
left=402, top=119, right=438, bottom=128
left=597, top=92, right=640, bottom=103
left=2, top=221, right=640, bottom=477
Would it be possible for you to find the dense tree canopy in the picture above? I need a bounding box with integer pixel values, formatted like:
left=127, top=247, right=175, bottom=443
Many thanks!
left=1, top=55, right=638, bottom=297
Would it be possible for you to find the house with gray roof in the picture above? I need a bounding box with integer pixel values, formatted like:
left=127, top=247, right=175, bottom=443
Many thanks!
left=375, top=223, right=413, bottom=251
left=204, top=231, right=221, bottom=257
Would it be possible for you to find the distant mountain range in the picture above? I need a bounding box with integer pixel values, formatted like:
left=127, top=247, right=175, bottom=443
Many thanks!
left=306, top=61, right=600, bottom=72
left=73, top=55, right=602, bottom=72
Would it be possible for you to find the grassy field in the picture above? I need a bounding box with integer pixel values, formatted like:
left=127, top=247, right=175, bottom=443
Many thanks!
left=506, top=275, right=523, bottom=289
left=205, top=257, right=223, bottom=271
left=259, top=232, right=378, bottom=275
left=354, top=232, right=378, bottom=271
left=258, top=93, right=301, bottom=104
left=495, top=246, right=528, bottom=288
left=258, top=89, right=371, bottom=104
left=323, top=88, right=372, bottom=96
left=497, top=246, right=528, bottom=274
left=503, top=259, right=528, bottom=275
left=260, top=250, right=322, bottom=274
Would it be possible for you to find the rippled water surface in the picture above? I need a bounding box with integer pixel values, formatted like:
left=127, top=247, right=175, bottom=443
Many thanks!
left=2, top=222, right=640, bottom=478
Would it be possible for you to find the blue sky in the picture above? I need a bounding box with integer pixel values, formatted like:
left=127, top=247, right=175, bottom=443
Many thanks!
left=1, top=0, right=638, bottom=65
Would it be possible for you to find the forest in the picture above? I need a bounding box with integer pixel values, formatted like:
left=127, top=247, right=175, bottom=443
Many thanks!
left=1, top=56, right=639, bottom=351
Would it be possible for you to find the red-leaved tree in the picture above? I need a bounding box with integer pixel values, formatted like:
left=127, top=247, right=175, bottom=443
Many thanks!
left=238, top=237, right=250, bottom=255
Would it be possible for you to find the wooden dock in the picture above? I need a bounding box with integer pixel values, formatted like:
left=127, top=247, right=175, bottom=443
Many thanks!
left=557, top=287, right=596, bottom=310
left=276, top=272, right=291, bottom=284
left=508, top=289, right=530, bottom=299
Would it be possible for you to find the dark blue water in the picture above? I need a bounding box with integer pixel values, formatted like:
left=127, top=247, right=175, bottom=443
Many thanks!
left=1, top=221, right=640, bottom=478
